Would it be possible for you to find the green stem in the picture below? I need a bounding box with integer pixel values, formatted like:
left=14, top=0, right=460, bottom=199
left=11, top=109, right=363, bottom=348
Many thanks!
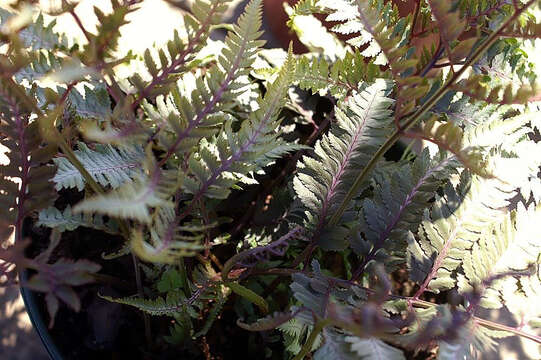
left=327, top=0, right=535, bottom=227
left=292, top=319, right=330, bottom=360
left=226, top=282, right=269, bottom=314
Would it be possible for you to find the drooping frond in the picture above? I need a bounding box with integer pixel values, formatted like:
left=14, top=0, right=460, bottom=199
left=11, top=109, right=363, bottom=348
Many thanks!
left=52, top=143, right=144, bottom=191
left=37, top=205, right=119, bottom=234
left=412, top=115, right=491, bottom=177
left=182, top=50, right=299, bottom=200
left=73, top=176, right=173, bottom=223
left=130, top=207, right=209, bottom=264
left=293, top=79, right=394, bottom=250
left=351, top=149, right=459, bottom=275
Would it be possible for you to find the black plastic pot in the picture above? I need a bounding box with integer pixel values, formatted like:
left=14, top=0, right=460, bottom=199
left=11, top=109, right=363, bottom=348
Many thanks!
left=19, top=270, right=63, bottom=360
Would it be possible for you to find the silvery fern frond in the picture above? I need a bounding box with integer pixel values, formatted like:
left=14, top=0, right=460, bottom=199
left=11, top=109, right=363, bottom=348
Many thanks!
left=293, top=79, right=394, bottom=250
left=53, top=143, right=144, bottom=191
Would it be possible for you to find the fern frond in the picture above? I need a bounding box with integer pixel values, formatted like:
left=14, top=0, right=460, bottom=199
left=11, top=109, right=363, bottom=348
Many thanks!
left=100, top=291, right=187, bottom=316
left=66, top=84, right=112, bottom=121
left=131, top=0, right=231, bottom=104
left=458, top=203, right=541, bottom=311
left=408, top=172, right=515, bottom=293
left=130, top=207, right=208, bottom=264
left=293, top=79, right=394, bottom=250
left=37, top=205, right=119, bottom=234
left=82, top=0, right=133, bottom=62
left=52, top=143, right=144, bottom=191
left=452, top=74, right=540, bottom=104
left=351, top=149, right=459, bottom=275
left=182, top=50, right=298, bottom=200
left=144, top=0, right=265, bottom=163
left=0, top=79, right=57, bottom=239
left=73, top=176, right=173, bottom=223
left=294, top=50, right=383, bottom=100
left=287, top=0, right=322, bottom=19
left=286, top=4, right=346, bottom=60
left=427, top=0, right=467, bottom=60
left=0, top=9, right=68, bottom=51
left=237, top=311, right=296, bottom=331
left=412, top=115, right=491, bottom=177
left=499, top=15, right=541, bottom=39
left=14, top=49, right=62, bottom=83
left=345, top=336, right=405, bottom=360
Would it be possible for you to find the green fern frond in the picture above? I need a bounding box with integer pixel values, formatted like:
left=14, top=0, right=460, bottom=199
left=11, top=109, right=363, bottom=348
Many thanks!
left=287, top=0, right=322, bottom=20
left=37, top=205, right=119, bottom=234
left=67, top=84, right=112, bottom=121
left=293, top=79, right=394, bottom=250
left=499, top=15, right=541, bottom=39
left=0, top=9, right=68, bottom=51
left=294, top=50, right=383, bottom=100
left=100, top=291, right=187, bottom=316
left=82, top=0, right=133, bottom=62
left=14, top=50, right=62, bottom=83
left=52, top=143, right=144, bottom=191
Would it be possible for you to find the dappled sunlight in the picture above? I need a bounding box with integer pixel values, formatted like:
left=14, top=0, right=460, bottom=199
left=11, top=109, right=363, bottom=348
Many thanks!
left=0, top=286, right=48, bottom=360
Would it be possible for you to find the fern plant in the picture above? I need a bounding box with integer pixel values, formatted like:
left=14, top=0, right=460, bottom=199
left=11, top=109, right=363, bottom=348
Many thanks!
left=1, top=0, right=541, bottom=359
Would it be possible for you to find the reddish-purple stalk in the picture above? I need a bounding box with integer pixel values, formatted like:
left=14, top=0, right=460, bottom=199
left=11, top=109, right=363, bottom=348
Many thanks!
left=9, top=94, right=29, bottom=245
